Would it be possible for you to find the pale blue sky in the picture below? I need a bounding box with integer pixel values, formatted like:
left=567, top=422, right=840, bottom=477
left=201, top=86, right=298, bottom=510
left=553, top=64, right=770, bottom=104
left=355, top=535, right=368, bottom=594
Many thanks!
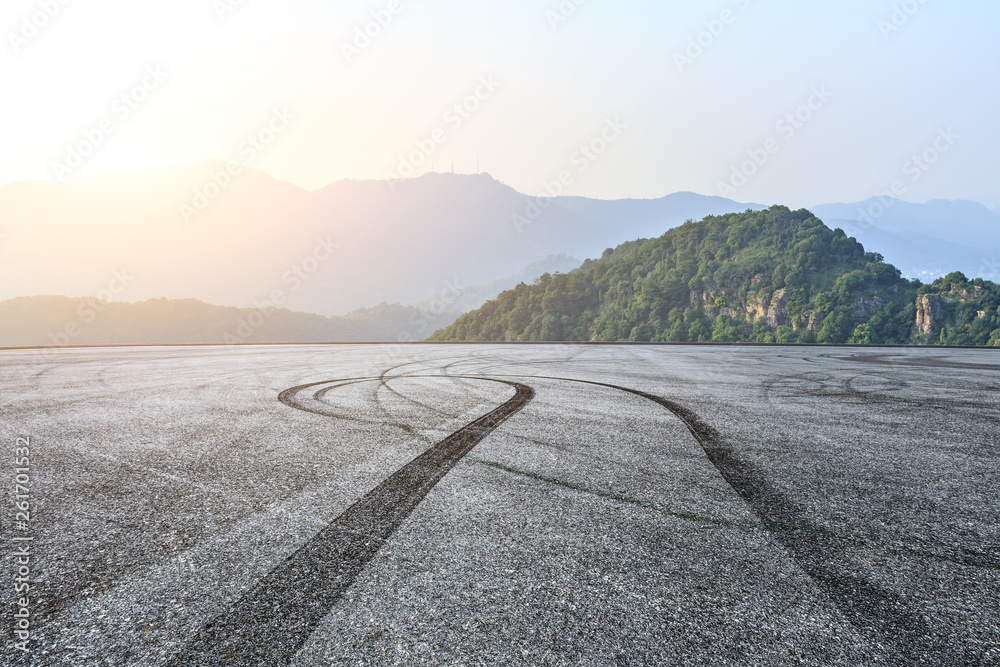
left=2, top=0, right=997, bottom=207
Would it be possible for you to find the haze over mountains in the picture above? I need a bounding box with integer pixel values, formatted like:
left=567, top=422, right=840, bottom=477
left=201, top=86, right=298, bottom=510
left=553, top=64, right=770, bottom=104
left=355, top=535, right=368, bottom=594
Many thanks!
left=0, top=296, right=462, bottom=347
left=1, top=163, right=997, bottom=336
left=812, top=199, right=1000, bottom=283
left=0, top=162, right=769, bottom=317
left=0, top=255, right=587, bottom=347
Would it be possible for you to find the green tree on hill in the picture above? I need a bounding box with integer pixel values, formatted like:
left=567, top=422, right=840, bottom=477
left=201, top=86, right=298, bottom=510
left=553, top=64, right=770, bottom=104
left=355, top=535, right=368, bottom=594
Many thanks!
left=431, top=206, right=1000, bottom=346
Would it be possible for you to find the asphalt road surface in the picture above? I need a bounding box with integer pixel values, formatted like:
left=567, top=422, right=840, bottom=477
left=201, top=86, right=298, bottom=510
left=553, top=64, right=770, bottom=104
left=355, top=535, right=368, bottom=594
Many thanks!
left=1, top=344, right=998, bottom=665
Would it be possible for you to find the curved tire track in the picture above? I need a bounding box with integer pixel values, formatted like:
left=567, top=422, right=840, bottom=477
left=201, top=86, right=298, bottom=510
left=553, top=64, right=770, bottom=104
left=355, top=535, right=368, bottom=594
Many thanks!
left=175, top=368, right=957, bottom=665
left=526, top=374, right=958, bottom=666
left=170, top=376, right=534, bottom=667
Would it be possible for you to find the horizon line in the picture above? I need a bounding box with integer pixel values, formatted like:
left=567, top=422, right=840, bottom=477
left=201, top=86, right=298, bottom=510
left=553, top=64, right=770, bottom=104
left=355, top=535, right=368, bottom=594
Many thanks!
left=0, top=160, right=994, bottom=211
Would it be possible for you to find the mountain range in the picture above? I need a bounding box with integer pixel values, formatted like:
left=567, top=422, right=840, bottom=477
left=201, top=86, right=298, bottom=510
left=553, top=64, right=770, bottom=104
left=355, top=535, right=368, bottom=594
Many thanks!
left=0, top=163, right=766, bottom=318
left=0, top=296, right=454, bottom=347
left=0, top=164, right=997, bottom=345
left=0, top=252, right=586, bottom=347
left=812, top=199, right=1000, bottom=283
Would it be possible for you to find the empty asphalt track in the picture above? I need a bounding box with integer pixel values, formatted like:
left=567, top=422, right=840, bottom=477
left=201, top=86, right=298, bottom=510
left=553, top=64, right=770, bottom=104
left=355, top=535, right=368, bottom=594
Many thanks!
left=1, top=344, right=998, bottom=665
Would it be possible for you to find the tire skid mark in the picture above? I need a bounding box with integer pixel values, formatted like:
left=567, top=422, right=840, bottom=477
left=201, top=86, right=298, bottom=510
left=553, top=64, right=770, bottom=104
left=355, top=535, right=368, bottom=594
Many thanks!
left=524, top=374, right=962, bottom=666
left=370, top=355, right=498, bottom=422
left=178, top=362, right=965, bottom=665
left=369, top=359, right=438, bottom=424
left=284, top=376, right=452, bottom=430
left=762, top=368, right=992, bottom=417
left=289, top=375, right=484, bottom=429
left=278, top=377, right=375, bottom=423
left=377, top=379, right=461, bottom=420
left=838, top=353, right=1000, bottom=372
left=471, top=457, right=757, bottom=531
left=170, top=376, right=534, bottom=667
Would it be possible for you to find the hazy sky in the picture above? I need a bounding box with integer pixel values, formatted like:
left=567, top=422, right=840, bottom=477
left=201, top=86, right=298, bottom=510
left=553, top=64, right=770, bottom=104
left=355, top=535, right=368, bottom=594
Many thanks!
left=3, top=0, right=998, bottom=207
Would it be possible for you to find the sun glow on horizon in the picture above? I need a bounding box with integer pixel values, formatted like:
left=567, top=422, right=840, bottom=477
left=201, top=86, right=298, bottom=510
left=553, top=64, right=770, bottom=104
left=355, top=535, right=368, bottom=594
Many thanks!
left=1, top=0, right=998, bottom=206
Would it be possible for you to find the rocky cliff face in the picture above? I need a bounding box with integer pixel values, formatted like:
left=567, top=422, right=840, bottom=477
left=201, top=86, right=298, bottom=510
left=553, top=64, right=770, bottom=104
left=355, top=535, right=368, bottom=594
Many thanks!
left=693, top=283, right=792, bottom=329
left=766, top=289, right=789, bottom=327
left=691, top=277, right=989, bottom=341
left=913, top=278, right=999, bottom=342
left=916, top=294, right=941, bottom=335
left=849, top=295, right=884, bottom=323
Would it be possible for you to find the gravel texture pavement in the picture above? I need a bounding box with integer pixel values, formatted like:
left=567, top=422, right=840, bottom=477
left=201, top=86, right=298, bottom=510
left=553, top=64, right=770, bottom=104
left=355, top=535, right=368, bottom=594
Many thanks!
left=1, top=344, right=997, bottom=665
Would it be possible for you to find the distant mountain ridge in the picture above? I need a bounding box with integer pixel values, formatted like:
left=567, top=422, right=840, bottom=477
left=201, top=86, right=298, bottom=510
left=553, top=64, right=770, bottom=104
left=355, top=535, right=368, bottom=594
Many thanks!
left=410, top=254, right=581, bottom=314
left=811, top=198, right=1000, bottom=282
left=1, top=164, right=996, bottom=325
left=0, top=296, right=457, bottom=347
left=0, top=165, right=765, bottom=317
left=0, top=254, right=586, bottom=347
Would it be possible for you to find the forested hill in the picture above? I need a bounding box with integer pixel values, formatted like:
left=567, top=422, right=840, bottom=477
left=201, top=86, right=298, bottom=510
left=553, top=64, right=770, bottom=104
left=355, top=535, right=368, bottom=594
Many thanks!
left=430, top=206, right=1000, bottom=346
